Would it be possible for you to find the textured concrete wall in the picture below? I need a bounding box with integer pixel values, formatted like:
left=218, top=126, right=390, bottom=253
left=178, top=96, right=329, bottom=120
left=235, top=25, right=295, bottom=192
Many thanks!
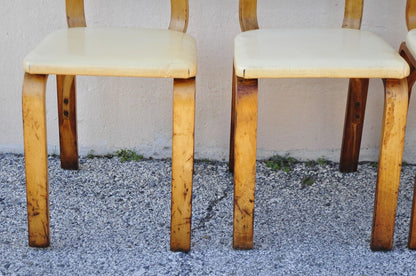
left=2, top=0, right=415, bottom=162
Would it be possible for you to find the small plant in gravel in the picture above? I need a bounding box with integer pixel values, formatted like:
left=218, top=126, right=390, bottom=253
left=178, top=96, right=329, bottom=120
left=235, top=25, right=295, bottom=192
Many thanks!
left=304, top=157, right=330, bottom=167
left=301, top=176, right=314, bottom=189
left=104, top=153, right=114, bottom=159
left=265, top=154, right=297, bottom=172
left=50, top=147, right=59, bottom=157
left=305, top=160, right=316, bottom=167
left=316, top=157, right=329, bottom=166
left=116, top=149, right=143, bottom=163
left=86, top=150, right=95, bottom=159
left=370, top=162, right=378, bottom=168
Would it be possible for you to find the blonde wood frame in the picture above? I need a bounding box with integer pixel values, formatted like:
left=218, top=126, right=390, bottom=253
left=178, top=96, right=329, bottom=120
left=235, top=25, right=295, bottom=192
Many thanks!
left=22, top=73, right=50, bottom=247
left=65, top=0, right=189, bottom=31
left=239, top=0, right=259, bottom=32
left=230, top=0, right=408, bottom=251
left=60, top=0, right=189, bottom=168
left=371, top=79, right=408, bottom=250
left=23, top=0, right=194, bottom=252
left=342, top=0, right=364, bottom=29
left=233, top=77, right=258, bottom=249
left=65, top=0, right=86, bottom=28
left=171, top=78, right=195, bottom=251
left=406, top=0, right=416, bottom=31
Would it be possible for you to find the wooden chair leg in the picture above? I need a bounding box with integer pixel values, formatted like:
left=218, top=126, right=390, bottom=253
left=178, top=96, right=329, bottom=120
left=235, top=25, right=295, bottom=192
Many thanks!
left=229, top=64, right=237, bottom=172
left=371, top=78, right=408, bottom=251
left=22, top=73, right=50, bottom=247
left=170, top=77, right=195, bottom=252
left=233, top=77, right=258, bottom=249
left=339, top=78, right=369, bottom=172
left=57, top=75, right=79, bottom=170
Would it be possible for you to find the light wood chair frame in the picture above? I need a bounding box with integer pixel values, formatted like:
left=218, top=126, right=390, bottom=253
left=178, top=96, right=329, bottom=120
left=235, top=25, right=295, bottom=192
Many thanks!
left=229, top=0, right=409, bottom=250
left=399, top=0, right=416, bottom=250
left=22, top=0, right=195, bottom=252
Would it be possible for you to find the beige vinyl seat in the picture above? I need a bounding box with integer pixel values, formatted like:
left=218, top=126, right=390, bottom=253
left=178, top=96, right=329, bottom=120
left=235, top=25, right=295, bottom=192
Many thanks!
left=22, top=1, right=196, bottom=252
left=399, top=0, right=416, bottom=250
left=405, top=29, right=416, bottom=59
left=230, top=0, right=410, bottom=251
left=24, top=27, right=196, bottom=78
left=235, top=28, right=408, bottom=79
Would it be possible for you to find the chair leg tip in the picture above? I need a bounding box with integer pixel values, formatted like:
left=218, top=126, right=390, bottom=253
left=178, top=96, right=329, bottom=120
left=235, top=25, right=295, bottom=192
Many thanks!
left=29, top=241, right=50, bottom=248
left=170, top=245, right=190, bottom=253
left=370, top=243, right=392, bottom=251
left=339, top=164, right=357, bottom=173
left=170, top=248, right=190, bottom=253
left=170, top=237, right=191, bottom=252
left=233, top=245, right=253, bottom=250
left=408, top=240, right=416, bottom=250
left=60, top=161, right=79, bottom=170
left=233, top=240, right=253, bottom=250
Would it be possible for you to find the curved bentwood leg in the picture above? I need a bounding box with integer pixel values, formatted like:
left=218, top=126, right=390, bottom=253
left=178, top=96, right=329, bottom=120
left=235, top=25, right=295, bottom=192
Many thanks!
left=22, top=73, right=50, bottom=247
left=57, top=75, right=79, bottom=170
left=229, top=64, right=237, bottom=172
left=170, top=77, right=195, bottom=252
left=339, top=78, right=369, bottom=172
left=233, top=77, right=258, bottom=249
left=371, top=78, right=408, bottom=251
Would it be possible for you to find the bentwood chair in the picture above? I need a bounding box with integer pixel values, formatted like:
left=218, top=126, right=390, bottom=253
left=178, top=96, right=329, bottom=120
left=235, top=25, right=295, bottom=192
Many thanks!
left=399, top=0, right=416, bottom=250
left=230, top=0, right=410, bottom=250
left=22, top=0, right=196, bottom=252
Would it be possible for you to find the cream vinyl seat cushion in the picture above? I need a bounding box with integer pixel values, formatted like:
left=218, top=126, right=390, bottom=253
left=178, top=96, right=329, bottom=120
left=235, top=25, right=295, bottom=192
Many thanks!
left=406, top=29, right=416, bottom=60
left=23, top=27, right=197, bottom=79
left=234, top=28, right=409, bottom=79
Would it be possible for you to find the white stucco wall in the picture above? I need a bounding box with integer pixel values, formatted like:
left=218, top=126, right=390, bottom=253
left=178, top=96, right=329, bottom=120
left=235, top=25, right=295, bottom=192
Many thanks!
left=1, top=0, right=415, bottom=162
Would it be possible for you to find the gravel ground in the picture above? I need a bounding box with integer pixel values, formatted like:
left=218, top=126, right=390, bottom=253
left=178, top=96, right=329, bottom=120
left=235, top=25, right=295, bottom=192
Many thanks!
left=1, top=153, right=416, bottom=275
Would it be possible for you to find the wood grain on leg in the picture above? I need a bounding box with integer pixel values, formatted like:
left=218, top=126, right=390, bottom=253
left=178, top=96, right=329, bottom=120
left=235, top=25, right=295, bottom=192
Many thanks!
left=22, top=73, right=50, bottom=247
left=169, top=0, right=189, bottom=33
left=233, top=77, right=258, bottom=249
left=57, top=75, right=79, bottom=170
left=239, top=0, right=259, bottom=31
left=65, top=0, right=86, bottom=28
left=339, top=78, right=369, bottom=172
left=170, top=77, right=195, bottom=252
left=371, top=78, right=408, bottom=251
left=342, top=0, right=364, bottom=29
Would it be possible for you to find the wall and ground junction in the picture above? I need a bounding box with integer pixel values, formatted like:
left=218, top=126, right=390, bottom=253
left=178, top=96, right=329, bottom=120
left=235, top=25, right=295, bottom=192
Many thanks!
left=1, top=0, right=415, bottom=162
